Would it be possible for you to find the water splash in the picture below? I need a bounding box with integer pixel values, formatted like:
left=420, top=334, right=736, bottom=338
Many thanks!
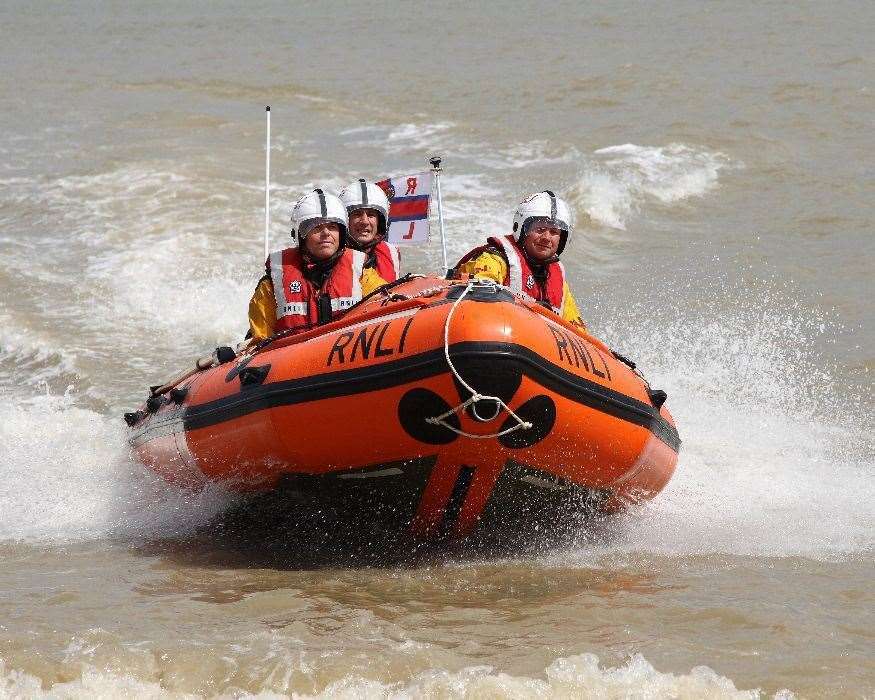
left=0, top=387, right=236, bottom=544
left=590, top=272, right=874, bottom=559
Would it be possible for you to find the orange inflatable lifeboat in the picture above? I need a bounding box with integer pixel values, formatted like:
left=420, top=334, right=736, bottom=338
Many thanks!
left=126, top=275, right=680, bottom=541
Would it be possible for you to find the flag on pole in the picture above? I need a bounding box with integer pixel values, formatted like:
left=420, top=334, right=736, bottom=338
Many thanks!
left=376, top=171, right=433, bottom=246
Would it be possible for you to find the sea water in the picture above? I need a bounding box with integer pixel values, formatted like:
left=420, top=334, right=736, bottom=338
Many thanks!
left=0, top=2, right=872, bottom=697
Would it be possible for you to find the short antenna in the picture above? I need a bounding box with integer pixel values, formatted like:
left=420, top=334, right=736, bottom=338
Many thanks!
left=263, top=106, right=271, bottom=260
left=430, top=156, right=448, bottom=272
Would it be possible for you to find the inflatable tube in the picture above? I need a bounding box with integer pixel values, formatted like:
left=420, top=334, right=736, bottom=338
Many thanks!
left=127, top=276, right=680, bottom=540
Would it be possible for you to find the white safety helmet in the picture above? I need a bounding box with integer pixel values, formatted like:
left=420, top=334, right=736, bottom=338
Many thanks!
left=338, top=179, right=391, bottom=238
left=290, top=188, right=348, bottom=243
left=512, top=190, right=574, bottom=256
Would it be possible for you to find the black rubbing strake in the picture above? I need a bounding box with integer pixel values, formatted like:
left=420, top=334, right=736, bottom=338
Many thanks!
left=129, top=342, right=681, bottom=452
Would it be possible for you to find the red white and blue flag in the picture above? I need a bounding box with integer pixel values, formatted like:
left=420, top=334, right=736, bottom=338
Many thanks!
left=376, top=172, right=432, bottom=246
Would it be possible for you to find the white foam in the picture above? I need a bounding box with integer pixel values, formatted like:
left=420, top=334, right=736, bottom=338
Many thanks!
left=0, top=653, right=793, bottom=699
left=84, top=231, right=252, bottom=346
left=0, top=387, right=235, bottom=544
left=591, top=277, right=874, bottom=559
left=569, top=143, right=735, bottom=229
left=11, top=163, right=253, bottom=250
left=3, top=163, right=262, bottom=352
left=2, top=143, right=868, bottom=561
left=0, top=311, right=78, bottom=387
left=429, top=173, right=505, bottom=263
left=340, top=122, right=455, bottom=153
left=0, top=389, right=122, bottom=542
left=478, top=141, right=582, bottom=170
left=386, top=122, right=454, bottom=143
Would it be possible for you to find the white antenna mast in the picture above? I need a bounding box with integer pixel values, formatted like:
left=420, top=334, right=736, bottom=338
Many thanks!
left=430, top=156, right=448, bottom=272
left=263, top=106, right=271, bottom=260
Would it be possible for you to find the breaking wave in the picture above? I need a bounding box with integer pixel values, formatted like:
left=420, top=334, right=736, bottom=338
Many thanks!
left=0, top=652, right=793, bottom=699
left=569, top=143, right=736, bottom=229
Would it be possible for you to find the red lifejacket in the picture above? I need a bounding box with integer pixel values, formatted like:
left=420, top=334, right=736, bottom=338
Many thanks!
left=456, top=234, right=567, bottom=314
left=268, top=247, right=368, bottom=333
left=372, top=240, right=401, bottom=282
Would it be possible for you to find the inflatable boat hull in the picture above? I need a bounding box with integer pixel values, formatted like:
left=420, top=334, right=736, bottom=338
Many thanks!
left=128, top=278, right=680, bottom=540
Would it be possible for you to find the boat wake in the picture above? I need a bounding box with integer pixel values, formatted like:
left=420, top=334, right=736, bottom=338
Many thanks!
left=0, top=389, right=237, bottom=544
left=0, top=136, right=869, bottom=559
left=584, top=273, right=874, bottom=560
left=0, top=271, right=870, bottom=562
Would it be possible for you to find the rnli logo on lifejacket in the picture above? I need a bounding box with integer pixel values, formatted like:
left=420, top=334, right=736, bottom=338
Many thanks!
left=289, top=280, right=301, bottom=294
left=525, top=274, right=535, bottom=290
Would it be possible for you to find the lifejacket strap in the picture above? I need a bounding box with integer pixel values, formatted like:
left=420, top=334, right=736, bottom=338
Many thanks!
left=317, top=294, right=332, bottom=325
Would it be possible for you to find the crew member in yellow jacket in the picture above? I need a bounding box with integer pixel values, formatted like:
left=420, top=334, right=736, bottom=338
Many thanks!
left=454, top=190, right=587, bottom=331
left=248, top=188, right=388, bottom=341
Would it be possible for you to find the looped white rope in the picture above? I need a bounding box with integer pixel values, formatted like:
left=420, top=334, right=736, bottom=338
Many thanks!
left=425, top=281, right=533, bottom=439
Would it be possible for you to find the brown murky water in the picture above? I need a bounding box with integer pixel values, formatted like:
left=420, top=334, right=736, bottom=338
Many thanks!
left=1, top=2, right=872, bottom=697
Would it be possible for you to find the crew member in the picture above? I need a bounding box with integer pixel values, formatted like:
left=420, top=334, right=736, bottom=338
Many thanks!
left=248, top=189, right=388, bottom=340
left=453, top=190, right=587, bottom=331
left=338, top=179, right=401, bottom=281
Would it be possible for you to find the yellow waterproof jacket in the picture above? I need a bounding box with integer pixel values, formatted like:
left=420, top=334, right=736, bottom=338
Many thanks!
left=457, top=251, right=587, bottom=332
left=248, top=266, right=387, bottom=340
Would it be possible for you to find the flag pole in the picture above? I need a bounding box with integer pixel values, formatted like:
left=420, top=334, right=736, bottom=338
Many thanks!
left=429, top=156, right=448, bottom=272
left=263, top=106, right=271, bottom=260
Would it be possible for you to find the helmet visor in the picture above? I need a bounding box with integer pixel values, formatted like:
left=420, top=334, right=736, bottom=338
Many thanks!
left=298, top=216, right=347, bottom=240
left=522, top=216, right=569, bottom=235
left=345, top=204, right=384, bottom=216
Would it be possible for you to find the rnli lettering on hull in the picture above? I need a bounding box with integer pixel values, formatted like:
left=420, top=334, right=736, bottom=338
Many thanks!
left=547, top=325, right=612, bottom=381
left=327, top=314, right=416, bottom=366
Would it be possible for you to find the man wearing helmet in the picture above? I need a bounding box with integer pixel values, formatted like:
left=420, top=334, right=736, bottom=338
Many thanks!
left=338, top=179, right=401, bottom=281
left=247, top=188, right=388, bottom=340
left=454, top=191, right=587, bottom=330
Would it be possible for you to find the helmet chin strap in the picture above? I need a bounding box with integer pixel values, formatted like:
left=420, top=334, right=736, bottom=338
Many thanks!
left=348, top=234, right=380, bottom=255
left=302, top=246, right=344, bottom=281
